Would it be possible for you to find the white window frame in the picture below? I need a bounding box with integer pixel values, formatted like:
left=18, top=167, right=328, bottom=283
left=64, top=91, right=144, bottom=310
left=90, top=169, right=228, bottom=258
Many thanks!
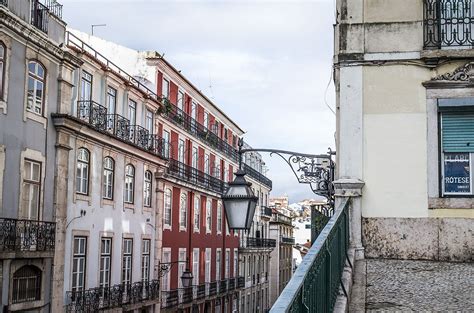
left=233, top=249, right=238, bottom=278
left=225, top=249, right=230, bottom=279
left=205, top=248, right=211, bottom=283
left=26, top=61, right=45, bottom=116
left=178, top=249, right=186, bottom=288
left=99, top=237, right=112, bottom=289
left=21, top=159, right=41, bottom=220
left=206, top=199, right=212, bottom=234
left=144, top=170, right=152, bottom=207
left=102, top=157, right=114, bottom=200
left=194, top=195, right=200, bottom=232
left=76, top=148, right=90, bottom=195
left=216, top=249, right=221, bottom=282
left=164, top=188, right=172, bottom=229
left=72, top=236, right=87, bottom=292
left=141, top=239, right=151, bottom=282
left=180, top=192, right=187, bottom=230
left=162, top=78, right=170, bottom=99
left=163, top=130, right=170, bottom=158
left=162, top=248, right=171, bottom=291
left=124, top=164, right=135, bottom=204
left=122, top=238, right=133, bottom=285
left=193, top=248, right=199, bottom=286
left=217, top=202, right=222, bottom=234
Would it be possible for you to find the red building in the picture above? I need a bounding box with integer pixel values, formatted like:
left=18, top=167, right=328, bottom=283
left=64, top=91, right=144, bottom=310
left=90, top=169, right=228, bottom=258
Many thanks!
left=148, top=55, right=244, bottom=312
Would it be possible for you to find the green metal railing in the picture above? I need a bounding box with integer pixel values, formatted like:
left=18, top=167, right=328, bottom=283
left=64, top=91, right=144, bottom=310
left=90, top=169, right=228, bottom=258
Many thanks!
left=270, top=198, right=350, bottom=313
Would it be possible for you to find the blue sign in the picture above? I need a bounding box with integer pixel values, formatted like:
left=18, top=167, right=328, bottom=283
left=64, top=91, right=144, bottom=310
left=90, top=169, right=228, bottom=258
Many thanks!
left=444, top=153, right=471, bottom=194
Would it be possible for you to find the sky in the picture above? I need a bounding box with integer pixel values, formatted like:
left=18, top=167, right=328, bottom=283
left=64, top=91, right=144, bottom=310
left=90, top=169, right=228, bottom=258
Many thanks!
left=61, top=0, right=336, bottom=203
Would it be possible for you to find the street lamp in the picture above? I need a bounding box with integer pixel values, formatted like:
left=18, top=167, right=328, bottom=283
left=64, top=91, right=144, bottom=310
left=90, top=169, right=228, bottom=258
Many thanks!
left=223, top=138, right=335, bottom=231
left=221, top=169, right=258, bottom=230
left=181, top=268, right=193, bottom=288
left=158, top=259, right=193, bottom=287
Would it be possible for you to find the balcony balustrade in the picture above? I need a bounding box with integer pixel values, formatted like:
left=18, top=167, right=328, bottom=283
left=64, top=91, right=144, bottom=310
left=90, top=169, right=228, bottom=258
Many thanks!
left=237, top=276, right=245, bottom=289
left=193, top=284, right=206, bottom=301
left=270, top=199, right=350, bottom=312
left=0, top=218, right=55, bottom=252
left=280, top=236, right=295, bottom=245
left=168, top=159, right=227, bottom=194
left=242, top=163, right=272, bottom=189
left=227, top=278, right=235, bottom=291
left=219, top=280, right=227, bottom=294
left=43, top=0, right=63, bottom=18
left=271, top=213, right=293, bottom=226
left=424, top=0, right=474, bottom=49
left=161, top=289, right=179, bottom=309
left=31, top=0, right=49, bottom=33
left=66, top=280, right=160, bottom=312
left=206, top=281, right=217, bottom=297
left=76, top=100, right=168, bottom=160
left=178, top=287, right=193, bottom=305
left=243, top=237, right=277, bottom=248
left=160, top=102, right=240, bottom=162
left=261, top=206, right=273, bottom=218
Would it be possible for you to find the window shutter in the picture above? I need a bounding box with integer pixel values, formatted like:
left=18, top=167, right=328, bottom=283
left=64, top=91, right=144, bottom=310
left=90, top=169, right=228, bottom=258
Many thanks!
left=441, top=113, right=474, bottom=153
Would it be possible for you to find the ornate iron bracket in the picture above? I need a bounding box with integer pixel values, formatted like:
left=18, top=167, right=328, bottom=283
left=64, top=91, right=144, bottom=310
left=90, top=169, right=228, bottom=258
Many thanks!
left=157, top=260, right=189, bottom=277
left=238, top=138, right=335, bottom=208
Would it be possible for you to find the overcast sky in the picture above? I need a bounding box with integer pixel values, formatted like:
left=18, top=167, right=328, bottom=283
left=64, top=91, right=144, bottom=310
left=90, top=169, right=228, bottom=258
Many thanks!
left=61, top=0, right=336, bottom=204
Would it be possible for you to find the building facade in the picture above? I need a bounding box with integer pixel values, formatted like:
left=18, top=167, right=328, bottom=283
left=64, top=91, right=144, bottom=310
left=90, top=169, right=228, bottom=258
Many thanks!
left=334, top=0, right=472, bottom=262
left=268, top=210, right=294, bottom=306
left=0, top=1, right=79, bottom=312
left=237, top=149, right=274, bottom=313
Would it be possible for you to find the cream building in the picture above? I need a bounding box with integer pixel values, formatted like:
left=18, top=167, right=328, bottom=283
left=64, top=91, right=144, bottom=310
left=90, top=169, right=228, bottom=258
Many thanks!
left=334, top=0, right=472, bottom=262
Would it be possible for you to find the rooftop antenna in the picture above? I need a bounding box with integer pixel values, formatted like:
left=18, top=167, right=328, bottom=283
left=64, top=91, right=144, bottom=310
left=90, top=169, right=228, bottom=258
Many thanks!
left=91, top=24, right=107, bottom=36
left=208, top=69, right=215, bottom=100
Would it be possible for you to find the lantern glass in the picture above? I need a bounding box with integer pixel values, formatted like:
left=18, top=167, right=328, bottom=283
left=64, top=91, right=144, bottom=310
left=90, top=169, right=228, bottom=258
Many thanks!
left=181, top=269, right=193, bottom=288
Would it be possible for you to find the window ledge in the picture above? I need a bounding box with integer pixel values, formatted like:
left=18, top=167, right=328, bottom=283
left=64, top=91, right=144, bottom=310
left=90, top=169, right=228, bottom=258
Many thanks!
left=164, top=224, right=172, bottom=231
left=429, top=197, right=474, bottom=210
left=25, top=111, right=47, bottom=129
left=9, top=299, right=46, bottom=312
left=124, top=205, right=135, bottom=212
left=102, top=199, right=115, bottom=207
left=75, top=193, right=91, bottom=205
left=421, top=48, right=474, bottom=61
left=179, top=226, right=187, bottom=232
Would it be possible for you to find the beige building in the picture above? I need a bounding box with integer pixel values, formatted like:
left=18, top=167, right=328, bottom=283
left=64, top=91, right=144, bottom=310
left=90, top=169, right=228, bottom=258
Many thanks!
left=269, top=196, right=289, bottom=210
left=334, top=0, right=472, bottom=262
left=268, top=209, right=294, bottom=306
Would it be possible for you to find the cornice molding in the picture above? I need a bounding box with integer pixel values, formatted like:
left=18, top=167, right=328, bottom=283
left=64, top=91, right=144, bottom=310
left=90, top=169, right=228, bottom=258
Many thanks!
left=424, top=62, right=474, bottom=88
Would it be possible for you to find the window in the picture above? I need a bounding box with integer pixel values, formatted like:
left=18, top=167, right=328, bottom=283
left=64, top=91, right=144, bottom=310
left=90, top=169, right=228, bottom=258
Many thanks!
left=80, top=71, right=92, bottom=101
left=178, top=90, right=184, bottom=111
left=99, top=238, right=112, bottom=289
left=72, top=236, right=87, bottom=292
left=225, top=249, right=230, bottom=279
left=0, top=42, right=5, bottom=100
left=440, top=109, right=474, bottom=196
left=205, top=248, right=211, bottom=283
left=12, top=266, right=41, bottom=303
left=204, top=154, right=210, bottom=175
left=163, top=130, right=170, bottom=158
left=21, top=159, right=41, bottom=220
left=162, top=78, right=170, bottom=99
left=217, top=202, right=222, bottom=233
left=178, top=249, right=186, bottom=288
left=191, top=101, right=197, bottom=120
left=233, top=249, right=238, bottom=277
left=164, top=188, right=172, bottom=227
left=26, top=61, right=45, bottom=115
left=103, top=157, right=114, bottom=200
left=128, top=99, right=136, bottom=125
left=124, top=164, right=135, bottom=204
left=141, top=239, right=151, bottom=282
left=216, top=249, right=221, bottom=281
left=145, top=109, right=154, bottom=134
left=106, top=87, right=116, bottom=130
left=194, top=196, right=200, bottom=231
left=162, top=249, right=171, bottom=291
left=204, top=112, right=209, bottom=129
left=192, top=248, right=199, bottom=285
left=76, top=148, right=89, bottom=195
left=144, top=170, right=152, bottom=207
left=206, top=200, right=212, bottom=233
left=180, top=192, right=187, bottom=229
left=178, top=139, right=185, bottom=164
left=122, top=238, right=133, bottom=285
left=192, top=147, right=198, bottom=168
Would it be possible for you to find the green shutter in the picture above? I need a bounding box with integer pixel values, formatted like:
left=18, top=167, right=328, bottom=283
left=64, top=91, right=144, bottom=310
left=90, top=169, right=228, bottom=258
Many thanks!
left=441, top=113, right=474, bottom=153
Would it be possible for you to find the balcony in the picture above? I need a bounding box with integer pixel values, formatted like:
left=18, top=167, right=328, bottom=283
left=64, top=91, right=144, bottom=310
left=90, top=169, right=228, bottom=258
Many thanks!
left=43, top=0, right=62, bottom=18
left=242, top=236, right=277, bottom=249
left=280, top=236, right=295, bottom=245
left=168, top=159, right=227, bottom=194
left=31, top=0, right=49, bottom=33
left=424, top=0, right=474, bottom=49
left=0, top=218, right=55, bottom=253
left=261, top=206, right=273, bottom=218
left=271, top=212, right=293, bottom=226
left=66, top=280, right=160, bottom=312
left=161, top=278, right=244, bottom=309
left=242, top=163, right=272, bottom=189
left=75, top=100, right=168, bottom=160
left=270, top=199, right=350, bottom=312
left=0, top=0, right=7, bottom=6
left=159, top=102, right=239, bottom=162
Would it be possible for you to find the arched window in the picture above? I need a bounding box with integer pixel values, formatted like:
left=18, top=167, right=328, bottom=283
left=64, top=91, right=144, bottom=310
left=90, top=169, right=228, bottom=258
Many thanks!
left=76, top=148, right=89, bottom=194
left=124, top=164, right=135, bottom=203
left=193, top=196, right=200, bottom=231
left=12, top=265, right=41, bottom=303
left=26, top=61, right=45, bottom=115
left=143, top=170, right=152, bottom=207
left=179, top=192, right=187, bottom=228
left=103, top=157, right=114, bottom=199
left=164, top=188, right=172, bottom=226
left=0, top=42, right=5, bottom=100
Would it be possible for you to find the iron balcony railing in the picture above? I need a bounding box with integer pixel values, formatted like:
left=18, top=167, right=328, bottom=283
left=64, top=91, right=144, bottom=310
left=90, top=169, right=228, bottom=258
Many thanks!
left=206, top=281, right=217, bottom=297
left=161, top=289, right=179, bottom=309
left=280, top=236, right=295, bottom=245
left=242, top=163, right=272, bottom=189
left=66, top=280, right=160, bottom=312
left=43, top=0, right=62, bottom=18
left=0, top=0, right=7, bottom=7
left=270, top=198, right=350, bottom=313
left=424, top=0, right=474, bottom=49
left=31, top=0, right=48, bottom=33
left=0, top=218, right=55, bottom=252
left=261, top=206, right=273, bottom=218
left=219, top=280, right=227, bottom=295
left=271, top=213, right=293, bottom=226
left=178, top=287, right=193, bottom=304
left=237, top=276, right=245, bottom=289
left=228, top=278, right=235, bottom=291
left=193, top=284, right=206, bottom=301
left=243, top=237, right=277, bottom=248
left=76, top=100, right=168, bottom=160
left=160, top=101, right=240, bottom=162
left=168, top=159, right=228, bottom=194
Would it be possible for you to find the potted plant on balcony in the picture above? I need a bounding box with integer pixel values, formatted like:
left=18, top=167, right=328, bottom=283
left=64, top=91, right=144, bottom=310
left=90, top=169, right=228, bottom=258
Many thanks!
left=157, top=98, right=173, bottom=115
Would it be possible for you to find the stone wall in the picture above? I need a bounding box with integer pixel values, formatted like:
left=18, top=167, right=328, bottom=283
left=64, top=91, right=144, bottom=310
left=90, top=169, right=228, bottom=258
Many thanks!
left=362, top=217, right=473, bottom=262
